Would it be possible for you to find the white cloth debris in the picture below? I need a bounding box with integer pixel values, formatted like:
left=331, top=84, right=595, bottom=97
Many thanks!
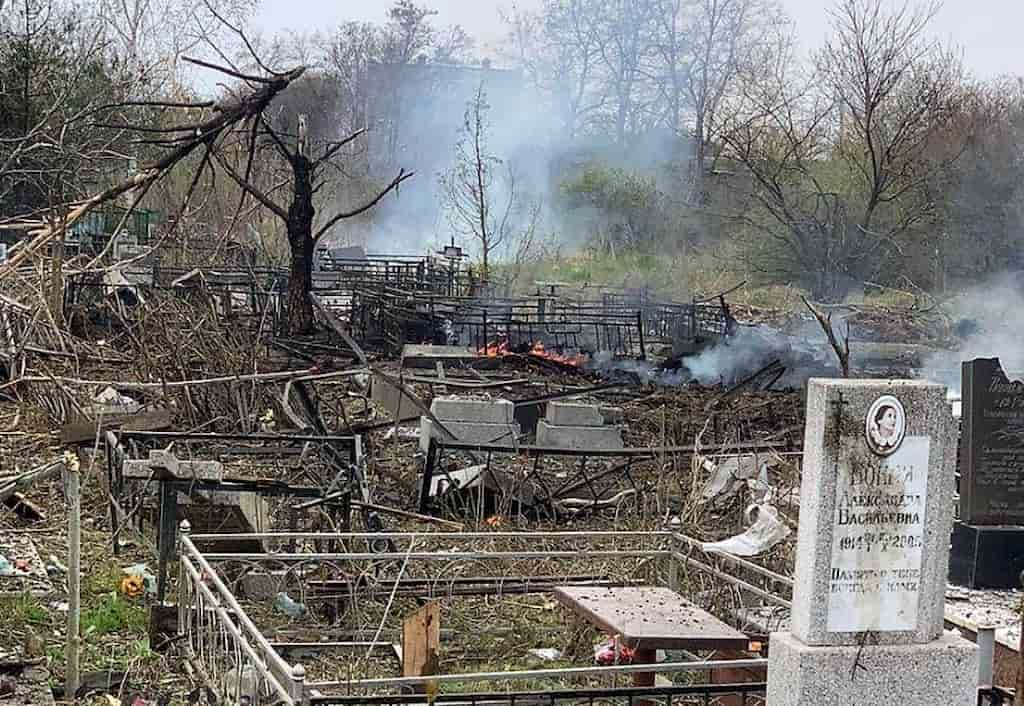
left=93, top=386, right=142, bottom=415
left=383, top=426, right=421, bottom=440
left=699, top=454, right=774, bottom=504
left=701, top=504, right=791, bottom=557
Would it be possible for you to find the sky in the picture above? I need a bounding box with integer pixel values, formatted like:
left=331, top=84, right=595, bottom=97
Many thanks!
left=252, top=0, right=1022, bottom=80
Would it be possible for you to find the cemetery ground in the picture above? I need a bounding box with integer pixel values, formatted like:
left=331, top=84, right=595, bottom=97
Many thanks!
left=0, top=261, right=1004, bottom=705
left=0, top=354, right=806, bottom=703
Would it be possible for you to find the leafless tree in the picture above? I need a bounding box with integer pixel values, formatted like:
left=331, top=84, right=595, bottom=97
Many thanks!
left=680, top=0, right=783, bottom=203
left=440, top=85, right=539, bottom=280
left=213, top=68, right=413, bottom=334
left=0, top=56, right=306, bottom=279
left=93, top=0, right=257, bottom=96
left=718, top=0, right=965, bottom=298
left=590, top=0, right=658, bottom=146
left=0, top=1, right=133, bottom=218
left=817, top=0, right=964, bottom=237
left=501, top=0, right=607, bottom=141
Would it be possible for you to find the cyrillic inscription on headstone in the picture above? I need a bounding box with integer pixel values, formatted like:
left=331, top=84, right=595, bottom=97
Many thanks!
left=960, top=358, right=1024, bottom=524
left=827, top=436, right=930, bottom=632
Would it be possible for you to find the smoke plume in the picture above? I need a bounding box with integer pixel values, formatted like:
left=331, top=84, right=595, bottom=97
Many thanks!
left=918, top=271, right=1024, bottom=395
left=592, top=324, right=837, bottom=388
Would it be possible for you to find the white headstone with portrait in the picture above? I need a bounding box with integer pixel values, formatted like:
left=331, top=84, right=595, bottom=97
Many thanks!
left=766, top=379, right=978, bottom=706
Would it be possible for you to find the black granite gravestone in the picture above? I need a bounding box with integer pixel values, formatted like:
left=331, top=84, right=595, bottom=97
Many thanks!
left=949, top=357, right=1024, bottom=587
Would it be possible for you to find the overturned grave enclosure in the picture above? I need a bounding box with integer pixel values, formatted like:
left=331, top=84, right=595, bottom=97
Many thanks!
left=311, top=253, right=485, bottom=352
left=419, top=434, right=802, bottom=526
left=105, top=429, right=368, bottom=600
left=176, top=530, right=784, bottom=706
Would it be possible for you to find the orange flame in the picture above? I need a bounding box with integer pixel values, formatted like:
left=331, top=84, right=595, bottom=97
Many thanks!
left=478, top=339, right=510, bottom=357
left=528, top=341, right=588, bottom=367
left=477, top=339, right=588, bottom=367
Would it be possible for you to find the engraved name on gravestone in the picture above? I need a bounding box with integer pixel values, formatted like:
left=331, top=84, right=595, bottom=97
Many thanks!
left=789, top=379, right=954, bottom=647
left=959, top=358, right=1024, bottom=525
left=827, top=434, right=929, bottom=632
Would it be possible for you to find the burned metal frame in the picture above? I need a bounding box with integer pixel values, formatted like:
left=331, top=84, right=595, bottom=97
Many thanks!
left=65, top=265, right=288, bottom=334
left=311, top=267, right=736, bottom=361
left=105, top=429, right=362, bottom=601
left=313, top=253, right=480, bottom=299
left=175, top=529, right=779, bottom=706
left=419, top=438, right=645, bottom=517
left=419, top=438, right=801, bottom=517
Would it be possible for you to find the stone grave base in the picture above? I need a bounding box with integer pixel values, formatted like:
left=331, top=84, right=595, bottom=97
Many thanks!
left=949, top=521, right=1024, bottom=589
left=766, top=632, right=977, bottom=706
left=419, top=418, right=519, bottom=452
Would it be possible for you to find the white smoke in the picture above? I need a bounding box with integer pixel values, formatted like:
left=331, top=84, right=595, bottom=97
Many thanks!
left=917, top=272, right=1024, bottom=395
left=592, top=323, right=837, bottom=388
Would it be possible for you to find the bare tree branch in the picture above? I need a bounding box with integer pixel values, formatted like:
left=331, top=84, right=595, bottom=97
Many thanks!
left=313, top=168, right=414, bottom=241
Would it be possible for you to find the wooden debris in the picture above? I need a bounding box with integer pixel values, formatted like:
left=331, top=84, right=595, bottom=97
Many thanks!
left=59, top=409, right=173, bottom=445
left=2, top=493, right=45, bottom=522
left=402, top=601, right=440, bottom=685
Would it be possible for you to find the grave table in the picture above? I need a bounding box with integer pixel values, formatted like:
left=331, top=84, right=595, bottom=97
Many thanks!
left=552, top=585, right=749, bottom=694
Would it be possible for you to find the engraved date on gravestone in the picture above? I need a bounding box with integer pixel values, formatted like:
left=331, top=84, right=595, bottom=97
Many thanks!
left=827, top=436, right=930, bottom=633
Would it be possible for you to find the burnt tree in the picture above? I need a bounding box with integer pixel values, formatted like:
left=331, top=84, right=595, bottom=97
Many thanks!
left=217, top=112, right=412, bottom=335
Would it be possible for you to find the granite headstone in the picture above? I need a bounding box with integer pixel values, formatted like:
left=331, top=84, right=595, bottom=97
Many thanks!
left=958, top=357, right=1024, bottom=524
left=767, top=378, right=977, bottom=706
left=949, top=357, right=1024, bottom=587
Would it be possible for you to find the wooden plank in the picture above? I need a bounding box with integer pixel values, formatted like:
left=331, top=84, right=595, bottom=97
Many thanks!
left=60, top=410, right=173, bottom=445
left=552, top=585, right=748, bottom=651
left=401, top=600, right=440, bottom=682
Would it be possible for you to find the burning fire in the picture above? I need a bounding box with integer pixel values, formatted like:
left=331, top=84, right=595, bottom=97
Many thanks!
left=477, top=339, right=588, bottom=367
left=479, top=339, right=510, bottom=357
left=528, top=341, right=588, bottom=367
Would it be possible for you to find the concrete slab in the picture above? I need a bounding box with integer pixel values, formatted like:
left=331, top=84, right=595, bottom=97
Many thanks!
left=536, top=420, right=623, bottom=450
left=401, top=345, right=494, bottom=369
left=419, top=418, right=520, bottom=452
left=431, top=396, right=514, bottom=424
left=370, top=375, right=422, bottom=420
left=546, top=402, right=605, bottom=427
left=766, top=631, right=977, bottom=706
left=123, top=458, right=223, bottom=481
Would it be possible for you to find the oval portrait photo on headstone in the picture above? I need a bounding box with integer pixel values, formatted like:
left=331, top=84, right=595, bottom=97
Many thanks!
left=865, top=395, right=906, bottom=456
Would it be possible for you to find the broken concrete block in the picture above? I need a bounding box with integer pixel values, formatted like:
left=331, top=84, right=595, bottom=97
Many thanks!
left=599, top=406, right=625, bottom=424
left=146, top=449, right=180, bottom=476
left=92, top=386, right=142, bottom=416
left=401, top=345, right=483, bottom=369
left=370, top=375, right=422, bottom=419
left=546, top=402, right=605, bottom=427
left=122, top=458, right=223, bottom=481
left=419, top=418, right=520, bottom=452
left=430, top=396, right=515, bottom=424
left=536, top=420, right=624, bottom=450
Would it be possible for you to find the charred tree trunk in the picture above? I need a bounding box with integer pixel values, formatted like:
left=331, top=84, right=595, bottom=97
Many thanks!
left=285, top=152, right=315, bottom=335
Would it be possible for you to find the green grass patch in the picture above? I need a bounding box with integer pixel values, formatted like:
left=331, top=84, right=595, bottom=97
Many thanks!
left=83, top=564, right=123, bottom=596
left=0, top=593, right=50, bottom=626
left=82, top=592, right=147, bottom=636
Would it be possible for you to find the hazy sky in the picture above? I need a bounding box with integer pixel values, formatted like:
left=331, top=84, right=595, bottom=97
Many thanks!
left=253, top=0, right=1021, bottom=79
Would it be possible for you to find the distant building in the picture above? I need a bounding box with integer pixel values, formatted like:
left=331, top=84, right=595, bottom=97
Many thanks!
left=364, top=59, right=525, bottom=177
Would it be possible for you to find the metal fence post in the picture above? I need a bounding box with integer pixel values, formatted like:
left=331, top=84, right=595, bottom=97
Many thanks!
left=64, top=455, right=80, bottom=700
left=290, top=663, right=307, bottom=705
left=177, top=520, right=191, bottom=639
